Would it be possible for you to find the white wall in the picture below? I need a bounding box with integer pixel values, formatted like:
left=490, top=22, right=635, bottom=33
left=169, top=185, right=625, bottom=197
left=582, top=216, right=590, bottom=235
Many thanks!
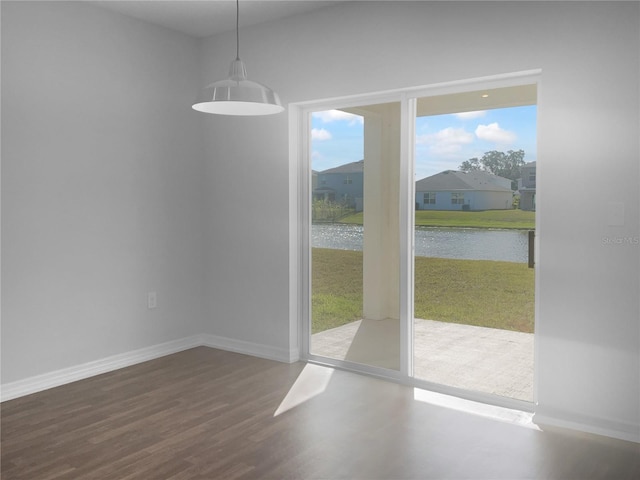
left=1, top=1, right=206, bottom=383
left=199, top=2, right=639, bottom=441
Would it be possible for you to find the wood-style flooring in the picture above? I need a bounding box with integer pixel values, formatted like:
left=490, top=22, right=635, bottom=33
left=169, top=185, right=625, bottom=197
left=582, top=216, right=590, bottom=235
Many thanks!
left=2, top=347, right=639, bottom=479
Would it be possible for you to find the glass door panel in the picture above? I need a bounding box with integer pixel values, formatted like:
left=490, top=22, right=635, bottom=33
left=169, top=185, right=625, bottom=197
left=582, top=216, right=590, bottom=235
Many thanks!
left=412, top=87, right=537, bottom=401
left=310, top=102, right=402, bottom=371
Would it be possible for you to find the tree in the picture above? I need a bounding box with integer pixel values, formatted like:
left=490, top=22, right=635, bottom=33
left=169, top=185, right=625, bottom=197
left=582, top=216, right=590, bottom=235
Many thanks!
left=459, top=150, right=526, bottom=186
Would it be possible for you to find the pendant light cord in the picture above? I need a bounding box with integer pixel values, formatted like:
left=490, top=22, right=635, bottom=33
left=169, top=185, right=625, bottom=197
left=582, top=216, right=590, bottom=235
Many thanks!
left=235, top=0, right=240, bottom=61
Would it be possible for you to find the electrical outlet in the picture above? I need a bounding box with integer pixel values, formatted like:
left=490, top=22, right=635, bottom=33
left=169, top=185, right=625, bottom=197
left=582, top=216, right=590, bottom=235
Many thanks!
left=148, top=291, right=157, bottom=309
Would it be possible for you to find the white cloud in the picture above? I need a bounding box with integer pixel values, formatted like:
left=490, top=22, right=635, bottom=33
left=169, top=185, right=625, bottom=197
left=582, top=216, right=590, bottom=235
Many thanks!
left=475, top=123, right=516, bottom=144
left=455, top=110, right=486, bottom=120
left=417, top=127, right=474, bottom=156
left=311, top=128, right=332, bottom=141
left=312, top=110, right=363, bottom=125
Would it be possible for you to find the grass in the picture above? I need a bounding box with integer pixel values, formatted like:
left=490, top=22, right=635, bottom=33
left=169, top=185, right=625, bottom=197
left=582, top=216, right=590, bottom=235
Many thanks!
left=311, top=248, right=364, bottom=334
left=312, top=247, right=534, bottom=334
left=413, top=256, right=534, bottom=333
left=339, top=209, right=535, bottom=230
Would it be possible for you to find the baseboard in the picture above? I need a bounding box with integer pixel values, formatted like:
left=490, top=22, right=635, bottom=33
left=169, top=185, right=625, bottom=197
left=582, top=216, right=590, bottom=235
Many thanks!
left=534, top=407, right=640, bottom=444
left=1, top=334, right=300, bottom=403
left=200, top=333, right=297, bottom=364
left=0, top=336, right=202, bottom=402
left=287, top=347, right=300, bottom=363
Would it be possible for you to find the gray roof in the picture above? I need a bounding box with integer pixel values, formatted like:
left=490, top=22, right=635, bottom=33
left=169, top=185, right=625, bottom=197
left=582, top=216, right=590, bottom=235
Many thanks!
left=415, top=170, right=512, bottom=192
left=320, top=160, right=364, bottom=174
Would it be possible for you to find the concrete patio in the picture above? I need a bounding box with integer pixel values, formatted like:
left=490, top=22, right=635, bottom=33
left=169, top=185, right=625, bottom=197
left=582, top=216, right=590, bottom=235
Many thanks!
left=312, top=318, right=534, bottom=402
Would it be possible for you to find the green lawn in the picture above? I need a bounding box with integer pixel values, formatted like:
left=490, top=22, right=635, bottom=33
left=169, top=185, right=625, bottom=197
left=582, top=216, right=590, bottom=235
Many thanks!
left=312, top=248, right=534, bottom=334
left=340, top=209, right=535, bottom=230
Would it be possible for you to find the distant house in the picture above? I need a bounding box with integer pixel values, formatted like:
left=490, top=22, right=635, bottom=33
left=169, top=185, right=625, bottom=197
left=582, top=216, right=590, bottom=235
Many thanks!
left=313, top=160, right=364, bottom=210
left=518, top=161, right=536, bottom=211
left=415, top=170, right=513, bottom=211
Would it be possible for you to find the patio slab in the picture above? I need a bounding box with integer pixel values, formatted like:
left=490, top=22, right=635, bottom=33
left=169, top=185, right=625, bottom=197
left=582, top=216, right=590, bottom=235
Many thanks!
left=311, top=319, right=534, bottom=401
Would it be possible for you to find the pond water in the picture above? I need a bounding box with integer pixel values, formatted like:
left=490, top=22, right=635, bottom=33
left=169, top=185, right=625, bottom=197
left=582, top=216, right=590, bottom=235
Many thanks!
left=312, top=223, right=530, bottom=263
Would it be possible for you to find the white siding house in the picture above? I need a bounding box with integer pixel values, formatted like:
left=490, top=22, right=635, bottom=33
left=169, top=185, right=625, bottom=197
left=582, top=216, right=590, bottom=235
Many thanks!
left=415, top=170, right=513, bottom=211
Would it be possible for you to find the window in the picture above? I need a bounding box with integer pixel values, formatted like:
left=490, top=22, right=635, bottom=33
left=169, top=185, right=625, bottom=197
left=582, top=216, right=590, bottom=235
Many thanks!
left=528, top=172, right=536, bottom=186
left=343, top=175, right=353, bottom=185
left=451, top=192, right=464, bottom=205
left=423, top=192, right=436, bottom=205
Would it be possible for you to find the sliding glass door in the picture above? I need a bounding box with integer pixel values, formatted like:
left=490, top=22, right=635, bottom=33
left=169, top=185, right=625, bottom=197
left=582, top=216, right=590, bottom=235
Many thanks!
left=297, top=71, right=540, bottom=407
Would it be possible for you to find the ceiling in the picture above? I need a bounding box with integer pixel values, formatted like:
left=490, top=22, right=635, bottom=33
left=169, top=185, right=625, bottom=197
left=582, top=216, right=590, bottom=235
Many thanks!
left=94, top=0, right=342, bottom=38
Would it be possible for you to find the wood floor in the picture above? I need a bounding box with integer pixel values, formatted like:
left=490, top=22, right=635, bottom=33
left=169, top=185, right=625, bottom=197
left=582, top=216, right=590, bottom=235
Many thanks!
left=2, top=347, right=639, bottom=479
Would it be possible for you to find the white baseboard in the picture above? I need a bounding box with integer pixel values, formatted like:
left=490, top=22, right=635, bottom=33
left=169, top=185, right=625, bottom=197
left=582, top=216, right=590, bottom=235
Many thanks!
left=534, top=408, right=640, bottom=444
left=1, top=335, right=299, bottom=403
left=0, top=336, right=202, bottom=402
left=287, top=347, right=300, bottom=363
left=200, top=333, right=297, bottom=364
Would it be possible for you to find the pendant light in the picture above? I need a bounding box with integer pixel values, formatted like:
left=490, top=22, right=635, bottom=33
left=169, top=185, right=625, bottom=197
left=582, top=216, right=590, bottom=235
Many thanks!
left=192, top=0, right=284, bottom=116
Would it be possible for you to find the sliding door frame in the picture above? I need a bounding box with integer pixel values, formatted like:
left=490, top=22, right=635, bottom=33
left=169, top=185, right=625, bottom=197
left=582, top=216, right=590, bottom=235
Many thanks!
left=289, top=69, right=541, bottom=411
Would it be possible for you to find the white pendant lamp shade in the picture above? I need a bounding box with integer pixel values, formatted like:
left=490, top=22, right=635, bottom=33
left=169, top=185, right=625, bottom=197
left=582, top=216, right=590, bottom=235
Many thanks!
left=192, top=59, right=284, bottom=116
left=192, top=0, right=284, bottom=116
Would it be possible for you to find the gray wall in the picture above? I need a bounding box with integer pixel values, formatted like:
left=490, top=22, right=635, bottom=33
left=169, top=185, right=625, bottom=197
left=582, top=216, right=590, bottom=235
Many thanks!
left=2, top=1, right=638, bottom=442
left=1, top=1, right=206, bottom=382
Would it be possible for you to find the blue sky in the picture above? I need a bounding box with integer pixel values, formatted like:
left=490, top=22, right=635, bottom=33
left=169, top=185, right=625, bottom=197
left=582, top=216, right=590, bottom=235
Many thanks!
left=311, top=105, right=537, bottom=180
